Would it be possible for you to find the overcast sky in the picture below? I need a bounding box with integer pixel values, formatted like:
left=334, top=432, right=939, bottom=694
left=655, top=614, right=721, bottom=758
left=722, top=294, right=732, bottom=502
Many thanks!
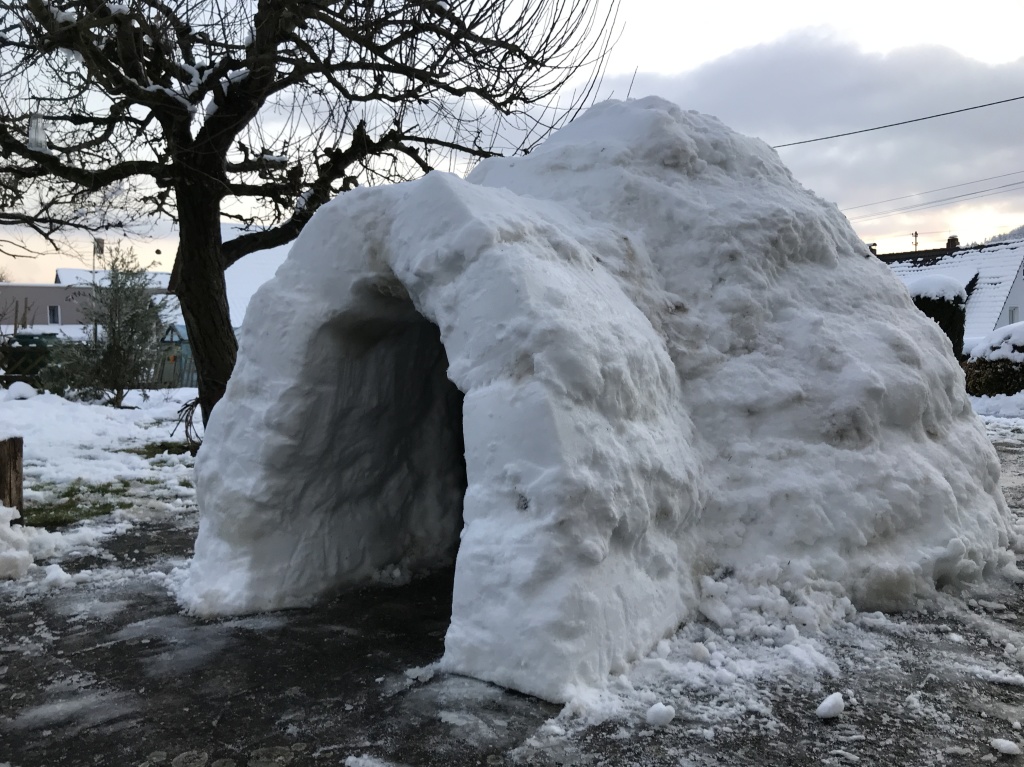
left=7, top=0, right=1024, bottom=280
left=599, top=0, right=1024, bottom=254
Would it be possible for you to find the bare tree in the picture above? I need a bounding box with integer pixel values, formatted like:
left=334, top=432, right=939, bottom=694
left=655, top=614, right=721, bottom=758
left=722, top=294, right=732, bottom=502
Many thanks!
left=0, top=0, right=618, bottom=422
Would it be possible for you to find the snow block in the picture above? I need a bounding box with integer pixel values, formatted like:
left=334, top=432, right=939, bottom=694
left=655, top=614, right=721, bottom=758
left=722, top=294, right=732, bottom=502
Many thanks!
left=177, top=97, right=1013, bottom=703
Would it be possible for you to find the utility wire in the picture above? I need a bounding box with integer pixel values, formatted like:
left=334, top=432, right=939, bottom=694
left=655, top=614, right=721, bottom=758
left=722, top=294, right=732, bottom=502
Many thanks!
left=772, top=94, right=1024, bottom=149
left=842, top=169, right=1024, bottom=212
left=849, top=181, right=1024, bottom=223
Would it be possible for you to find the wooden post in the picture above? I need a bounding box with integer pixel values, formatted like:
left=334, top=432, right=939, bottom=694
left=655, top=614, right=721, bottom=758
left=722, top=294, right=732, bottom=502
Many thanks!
left=0, top=437, right=24, bottom=512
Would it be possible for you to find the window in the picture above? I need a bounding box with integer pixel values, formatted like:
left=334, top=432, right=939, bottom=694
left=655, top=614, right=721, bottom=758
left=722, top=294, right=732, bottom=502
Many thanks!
left=47, top=305, right=60, bottom=324
left=1011, top=307, right=1020, bottom=325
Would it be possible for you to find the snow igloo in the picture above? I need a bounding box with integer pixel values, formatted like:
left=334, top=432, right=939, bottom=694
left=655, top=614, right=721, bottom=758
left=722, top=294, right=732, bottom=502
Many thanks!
left=177, top=97, right=1014, bottom=703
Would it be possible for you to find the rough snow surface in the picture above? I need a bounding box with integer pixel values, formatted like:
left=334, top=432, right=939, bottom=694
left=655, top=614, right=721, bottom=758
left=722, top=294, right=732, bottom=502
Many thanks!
left=815, top=692, right=845, bottom=719
left=179, top=97, right=1013, bottom=703
left=0, top=387, right=199, bottom=590
left=905, top=273, right=967, bottom=302
left=969, top=321, right=1024, bottom=362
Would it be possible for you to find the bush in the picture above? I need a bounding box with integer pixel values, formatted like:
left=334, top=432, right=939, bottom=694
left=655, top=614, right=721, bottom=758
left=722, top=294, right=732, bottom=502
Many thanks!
left=37, top=337, right=106, bottom=401
left=963, top=358, right=1024, bottom=396
left=964, top=322, right=1024, bottom=396
left=912, top=295, right=966, bottom=360
left=38, top=245, right=168, bottom=407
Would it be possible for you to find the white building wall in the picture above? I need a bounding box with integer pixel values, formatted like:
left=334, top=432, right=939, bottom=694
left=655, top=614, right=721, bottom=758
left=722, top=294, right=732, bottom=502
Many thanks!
left=997, top=271, right=1024, bottom=328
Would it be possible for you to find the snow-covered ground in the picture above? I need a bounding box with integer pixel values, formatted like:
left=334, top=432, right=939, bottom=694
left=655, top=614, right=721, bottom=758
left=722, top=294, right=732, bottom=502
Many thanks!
left=0, top=388, right=198, bottom=581
left=3, top=389, right=1024, bottom=765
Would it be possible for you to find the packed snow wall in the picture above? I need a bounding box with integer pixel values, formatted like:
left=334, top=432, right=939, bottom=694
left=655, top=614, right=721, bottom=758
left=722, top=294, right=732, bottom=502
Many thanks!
left=177, top=97, right=1014, bottom=703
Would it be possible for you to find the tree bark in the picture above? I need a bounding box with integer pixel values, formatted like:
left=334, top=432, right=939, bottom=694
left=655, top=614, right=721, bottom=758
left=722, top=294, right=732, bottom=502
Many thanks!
left=172, top=184, right=237, bottom=427
left=0, top=436, right=24, bottom=512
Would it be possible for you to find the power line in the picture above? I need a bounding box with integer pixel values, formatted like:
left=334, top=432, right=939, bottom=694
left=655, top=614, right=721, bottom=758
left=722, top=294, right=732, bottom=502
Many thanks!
left=841, top=169, right=1024, bottom=212
left=772, top=94, right=1024, bottom=149
left=850, top=181, right=1024, bottom=222
left=849, top=181, right=1024, bottom=223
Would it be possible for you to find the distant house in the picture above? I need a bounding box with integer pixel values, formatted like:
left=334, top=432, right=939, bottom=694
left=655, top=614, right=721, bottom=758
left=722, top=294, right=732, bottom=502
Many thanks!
left=0, top=269, right=171, bottom=336
left=0, top=281, right=94, bottom=332
left=878, top=237, right=1024, bottom=355
left=2, top=238, right=289, bottom=338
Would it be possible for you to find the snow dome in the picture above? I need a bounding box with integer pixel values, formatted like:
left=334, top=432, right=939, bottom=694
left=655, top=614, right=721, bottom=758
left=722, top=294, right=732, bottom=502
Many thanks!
left=176, top=97, right=1013, bottom=703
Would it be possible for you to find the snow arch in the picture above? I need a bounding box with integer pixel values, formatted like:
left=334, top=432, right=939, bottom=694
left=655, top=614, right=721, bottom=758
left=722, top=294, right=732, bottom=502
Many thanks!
left=180, top=169, right=706, bottom=701
left=179, top=97, right=1014, bottom=702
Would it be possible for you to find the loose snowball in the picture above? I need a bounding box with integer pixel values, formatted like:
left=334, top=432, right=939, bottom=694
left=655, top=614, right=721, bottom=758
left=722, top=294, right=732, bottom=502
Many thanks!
left=689, top=642, right=712, bottom=664
left=815, top=692, right=845, bottom=719
left=645, top=702, right=676, bottom=727
left=990, top=738, right=1021, bottom=755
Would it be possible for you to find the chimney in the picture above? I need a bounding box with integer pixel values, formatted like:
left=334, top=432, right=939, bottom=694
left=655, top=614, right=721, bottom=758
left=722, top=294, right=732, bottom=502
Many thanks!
left=946, top=235, right=960, bottom=251
left=868, top=243, right=878, bottom=256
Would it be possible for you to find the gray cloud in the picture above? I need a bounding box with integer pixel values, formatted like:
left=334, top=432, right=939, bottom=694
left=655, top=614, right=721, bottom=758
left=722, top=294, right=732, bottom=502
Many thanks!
left=600, top=32, right=1024, bottom=249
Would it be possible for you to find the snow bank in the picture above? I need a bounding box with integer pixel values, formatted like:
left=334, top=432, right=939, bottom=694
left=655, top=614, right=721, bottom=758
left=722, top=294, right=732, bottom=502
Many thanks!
left=971, top=391, right=1024, bottom=418
left=969, top=321, right=1024, bottom=363
left=0, top=388, right=199, bottom=487
left=905, top=274, right=968, bottom=303
left=177, top=97, right=1013, bottom=702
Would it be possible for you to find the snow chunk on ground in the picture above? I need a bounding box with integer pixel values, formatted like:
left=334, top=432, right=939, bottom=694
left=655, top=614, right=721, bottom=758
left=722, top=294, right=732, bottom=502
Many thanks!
left=816, top=692, right=845, bottom=719
left=990, top=738, right=1021, bottom=755
left=645, top=702, right=675, bottom=726
left=178, top=96, right=1013, bottom=703
left=344, top=756, right=397, bottom=767
left=0, top=505, right=32, bottom=579
left=41, top=563, right=74, bottom=589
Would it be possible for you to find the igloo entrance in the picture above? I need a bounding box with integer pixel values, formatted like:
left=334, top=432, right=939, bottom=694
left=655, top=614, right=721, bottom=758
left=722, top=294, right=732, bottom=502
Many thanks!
left=181, top=279, right=469, bottom=618
left=303, top=291, right=469, bottom=585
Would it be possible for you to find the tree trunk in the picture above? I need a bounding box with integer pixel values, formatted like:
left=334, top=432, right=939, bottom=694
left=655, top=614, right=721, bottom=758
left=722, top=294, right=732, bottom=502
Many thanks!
left=172, top=185, right=237, bottom=426
left=0, top=436, right=24, bottom=512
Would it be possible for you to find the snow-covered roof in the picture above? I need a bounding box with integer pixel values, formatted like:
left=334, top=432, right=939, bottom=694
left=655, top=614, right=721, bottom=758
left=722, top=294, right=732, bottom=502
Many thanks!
left=0, top=324, right=91, bottom=340
left=54, top=268, right=171, bottom=290
left=882, top=240, right=1024, bottom=341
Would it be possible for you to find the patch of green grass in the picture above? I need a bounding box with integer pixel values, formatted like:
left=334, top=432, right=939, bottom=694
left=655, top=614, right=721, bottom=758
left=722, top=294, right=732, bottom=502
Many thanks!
left=21, top=479, right=133, bottom=529
left=120, top=440, right=192, bottom=459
